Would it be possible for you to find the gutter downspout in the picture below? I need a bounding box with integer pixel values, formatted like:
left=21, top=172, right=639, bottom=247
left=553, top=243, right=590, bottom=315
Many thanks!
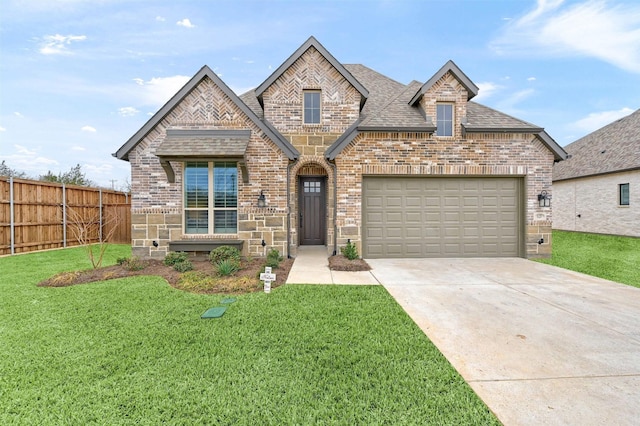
left=286, top=159, right=296, bottom=258
left=328, top=159, right=338, bottom=256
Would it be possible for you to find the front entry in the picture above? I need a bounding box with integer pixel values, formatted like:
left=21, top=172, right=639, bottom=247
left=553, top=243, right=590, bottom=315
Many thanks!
left=299, top=177, right=326, bottom=245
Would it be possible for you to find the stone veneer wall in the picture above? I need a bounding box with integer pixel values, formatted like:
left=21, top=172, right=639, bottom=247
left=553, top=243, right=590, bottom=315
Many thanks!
left=335, top=131, right=555, bottom=258
left=285, top=133, right=341, bottom=257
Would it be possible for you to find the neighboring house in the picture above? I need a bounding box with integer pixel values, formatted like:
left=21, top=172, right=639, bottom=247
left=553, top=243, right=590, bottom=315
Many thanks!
left=553, top=109, right=640, bottom=237
left=114, top=36, right=566, bottom=260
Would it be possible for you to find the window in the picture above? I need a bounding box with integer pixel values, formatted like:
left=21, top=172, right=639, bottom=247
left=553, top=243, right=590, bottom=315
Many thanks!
left=436, top=103, right=453, bottom=137
left=303, top=91, right=321, bottom=124
left=184, top=162, right=237, bottom=234
left=619, top=183, right=630, bottom=206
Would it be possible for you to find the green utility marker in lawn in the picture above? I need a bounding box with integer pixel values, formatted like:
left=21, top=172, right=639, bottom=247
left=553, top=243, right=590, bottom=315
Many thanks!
left=220, top=297, right=236, bottom=304
left=201, top=306, right=227, bottom=319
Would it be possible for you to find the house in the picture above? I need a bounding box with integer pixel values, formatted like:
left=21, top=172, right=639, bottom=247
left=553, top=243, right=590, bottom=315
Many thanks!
left=114, top=36, right=567, bottom=260
left=553, top=108, right=639, bottom=237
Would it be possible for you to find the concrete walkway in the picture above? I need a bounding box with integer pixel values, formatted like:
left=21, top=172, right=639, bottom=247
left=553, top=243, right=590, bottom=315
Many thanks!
left=368, top=258, right=640, bottom=426
left=285, top=246, right=379, bottom=285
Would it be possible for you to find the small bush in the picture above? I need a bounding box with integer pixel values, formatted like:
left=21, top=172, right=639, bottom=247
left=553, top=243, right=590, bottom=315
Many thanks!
left=267, top=248, right=283, bottom=262
left=265, top=257, right=280, bottom=269
left=209, top=246, right=241, bottom=265
left=164, top=251, right=188, bottom=266
left=265, top=248, right=283, bottom=269
left=341, top=240, right=359, bottom=260
left=216, top=259, right=240, bottom=276
left=173, top=260, right=193, bottom=272
left=121, top=256, right=146, bottom=271
left=116, top=257, right=129, bottom=266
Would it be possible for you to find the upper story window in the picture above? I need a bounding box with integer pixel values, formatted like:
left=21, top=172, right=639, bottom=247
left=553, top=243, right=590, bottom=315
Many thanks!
left=436, top=103, right=453, bottom=137
left=619, top=183, right=630, bottom=206
left=303, top=90, right=321, bottom=124
left=184, top=162, right=237, bottom=234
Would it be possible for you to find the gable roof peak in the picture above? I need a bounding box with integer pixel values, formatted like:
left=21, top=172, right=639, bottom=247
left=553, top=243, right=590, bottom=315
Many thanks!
left=254, top=36, right=369, bottom=108
left=113, top=64, right=298, bottom=161
left=409, top=59, right=479, bottom=105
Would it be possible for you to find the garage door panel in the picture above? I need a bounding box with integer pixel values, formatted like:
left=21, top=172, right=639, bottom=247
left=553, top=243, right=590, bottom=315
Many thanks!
left=363, top=177, right=522, bottom=258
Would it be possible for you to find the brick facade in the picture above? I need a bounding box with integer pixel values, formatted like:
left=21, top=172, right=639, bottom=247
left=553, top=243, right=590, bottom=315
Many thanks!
left=129, top=76, right=290, bottom=259
left=122, top=38, right=560, bottom=260
left=553, top=170, right=640, bottom=237
left=334, top=131, right=555, bottom=258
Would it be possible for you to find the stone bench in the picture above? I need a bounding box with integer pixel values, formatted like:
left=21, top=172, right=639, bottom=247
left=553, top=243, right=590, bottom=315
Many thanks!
left=168, top=239, right=244, bottom=253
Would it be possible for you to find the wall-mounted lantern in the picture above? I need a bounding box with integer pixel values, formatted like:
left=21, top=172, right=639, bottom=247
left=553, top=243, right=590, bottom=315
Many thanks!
left=257, top=190, right=266, bottom=208
left=538, top=190, right=551, bottom=208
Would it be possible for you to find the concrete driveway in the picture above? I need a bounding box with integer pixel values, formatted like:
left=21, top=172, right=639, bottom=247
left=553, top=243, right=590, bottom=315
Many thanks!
left=367, top=258, right=640, bottom=426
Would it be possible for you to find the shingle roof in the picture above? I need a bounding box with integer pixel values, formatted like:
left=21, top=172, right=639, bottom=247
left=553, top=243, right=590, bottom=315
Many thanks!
left=155, top=130, right=249, bottom=158
left=465, top=102, right=542, bottom=132
left=553, top=108, right=640, bottom=181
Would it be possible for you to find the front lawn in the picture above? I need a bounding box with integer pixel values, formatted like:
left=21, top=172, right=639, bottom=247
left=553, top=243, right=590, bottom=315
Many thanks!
left=537, top=230, right=640, bottom=288
left=0, top=246, right=498, bottom=425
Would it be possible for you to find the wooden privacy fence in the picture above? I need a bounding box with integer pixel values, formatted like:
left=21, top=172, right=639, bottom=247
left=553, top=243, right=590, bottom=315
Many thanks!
left=0, top=177, right=131, bottom=256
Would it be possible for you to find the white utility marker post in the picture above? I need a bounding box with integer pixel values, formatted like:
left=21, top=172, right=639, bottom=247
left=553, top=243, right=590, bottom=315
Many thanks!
left=259, top=266, right=276, bottom=293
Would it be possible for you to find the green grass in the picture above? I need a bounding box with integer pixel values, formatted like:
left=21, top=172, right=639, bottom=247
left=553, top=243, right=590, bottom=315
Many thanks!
left=537, top=230, right=640, bottom=288
left=0, top=245, right=498, bottom=425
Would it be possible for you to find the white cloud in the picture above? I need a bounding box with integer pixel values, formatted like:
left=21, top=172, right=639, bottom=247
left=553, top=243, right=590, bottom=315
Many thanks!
left=156, top=16, right=166, bottom=22
left=177, top=18, right=195, bottom=28
left=84, top=163, right=113, bottom=175
left=14, top=112, right=24, bottom=118
left=0, top=126, right=6, bottom=131
left=527, top=77, right=537, bottom=81
left=571, top=107, right=634, bottom=133
left=118, top=106, right=140, bottom=117
left=473, top=82, right=502, bottom=102
left=81, top=125, right=96, bottom=132
left=133, top=75, right=191, bottom=106
left=39, top=34, right=87, bottom=55
left=491, top=0, right=640, bottom=73
left=15, top=144, right=36, bottom=155
left=71, top=146, right=86, bottom=151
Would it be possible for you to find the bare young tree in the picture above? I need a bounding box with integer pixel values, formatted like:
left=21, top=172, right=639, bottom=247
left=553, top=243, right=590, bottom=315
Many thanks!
left=66, top=206, right=121, bottom=269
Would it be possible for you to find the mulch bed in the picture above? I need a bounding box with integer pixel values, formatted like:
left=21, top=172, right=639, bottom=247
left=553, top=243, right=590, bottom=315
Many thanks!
left=38, top=254, right=371, bottom=294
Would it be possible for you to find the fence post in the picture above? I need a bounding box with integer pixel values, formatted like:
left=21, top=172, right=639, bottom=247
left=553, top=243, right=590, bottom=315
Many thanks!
left=9, top=177, right=15, bottom=255
left=62, top=183, right=67, bottom=248
left=99, top=188, right=103, bottom=243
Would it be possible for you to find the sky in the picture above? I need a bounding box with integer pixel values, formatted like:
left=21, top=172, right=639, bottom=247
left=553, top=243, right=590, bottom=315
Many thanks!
left=1, top=0, right=639, bottom=190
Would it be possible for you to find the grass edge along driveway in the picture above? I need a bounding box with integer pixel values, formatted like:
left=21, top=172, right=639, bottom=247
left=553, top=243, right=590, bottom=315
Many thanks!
left=536, top=230, right=640, bottom=288
left=0, top=245, right=498, bottom=425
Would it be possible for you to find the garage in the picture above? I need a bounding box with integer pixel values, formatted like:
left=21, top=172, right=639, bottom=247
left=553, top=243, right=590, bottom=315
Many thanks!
left=362, top=176, right=523, bottom=258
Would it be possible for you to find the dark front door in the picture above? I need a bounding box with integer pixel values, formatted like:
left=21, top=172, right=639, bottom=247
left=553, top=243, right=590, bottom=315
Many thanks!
left=299, top=177, right=326, bottom=245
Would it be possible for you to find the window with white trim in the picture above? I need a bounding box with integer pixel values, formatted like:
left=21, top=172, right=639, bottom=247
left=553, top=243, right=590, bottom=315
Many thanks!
left=184, top=162, right=237, bottom=234
left=619, top=183, right=630, bottom=206
left=303, top=90, right=321, bottom=124
left=436, top=103, right=453, bottom=137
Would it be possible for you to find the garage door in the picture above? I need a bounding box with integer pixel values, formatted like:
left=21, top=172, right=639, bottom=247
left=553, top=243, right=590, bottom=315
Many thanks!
left=363, top=177, right=522, bottom=258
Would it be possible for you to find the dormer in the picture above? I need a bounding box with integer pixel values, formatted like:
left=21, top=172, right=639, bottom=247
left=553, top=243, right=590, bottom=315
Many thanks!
left=254, top=36, right=369, bottom=134
left=409, top=60, right=478, bottom=139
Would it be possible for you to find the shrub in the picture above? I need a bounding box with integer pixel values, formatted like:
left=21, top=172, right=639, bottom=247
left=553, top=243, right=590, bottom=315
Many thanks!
left=341, top=240, right=359, bottom=260
left=164, top=251, right=188, bottom=266
left=216, top=259, right=240, bottom=276
left=173, top=260, right=193, bottom=272
left=120, top=256, right=146, bottom=271
left=265, top=248, right=283, bottom=269
left=209, top=246, right=241, bottom=265
left=116, top=257, right=129, bottom=266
